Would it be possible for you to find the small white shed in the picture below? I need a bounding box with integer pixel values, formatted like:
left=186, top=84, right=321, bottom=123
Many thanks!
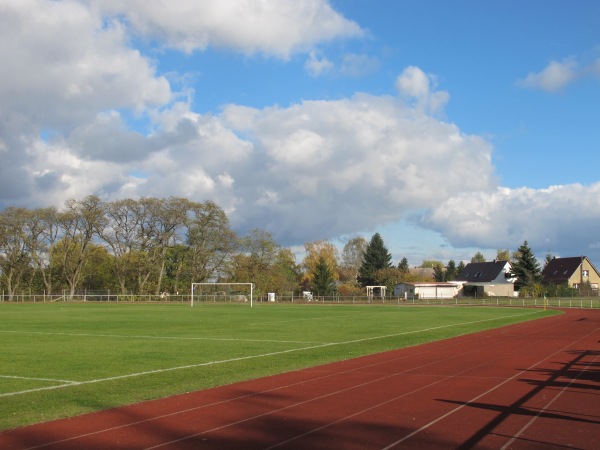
left=394, top=282, right=459, bottom=299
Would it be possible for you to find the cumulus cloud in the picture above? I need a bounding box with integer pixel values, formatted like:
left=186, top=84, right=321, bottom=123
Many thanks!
left=395, top=66, right=449, bottom=115
left=305, top=51, right=334, bottom=77
left=339, top=53, right=380, bottom=77
left=517, top=58, right=578, bottom=92
left=4, top=0, right=600, bottom=263
left=517, top=52, right=600, bottom=92
left=420, top=183, right=600, bottom=257
left=215, top=94, right=495, bottom=242
left=94, top=0, right=364, bottom=58
left=0, top=0, right=171, bottom=131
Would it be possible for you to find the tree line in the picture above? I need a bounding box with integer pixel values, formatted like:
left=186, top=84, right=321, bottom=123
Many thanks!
left=0, top=197, right=403, bottom=300
left=0, top=196, right=547, bottom=300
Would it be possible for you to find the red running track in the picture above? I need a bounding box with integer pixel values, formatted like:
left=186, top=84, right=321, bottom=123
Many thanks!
left=1, top=309, right=599, bottom=449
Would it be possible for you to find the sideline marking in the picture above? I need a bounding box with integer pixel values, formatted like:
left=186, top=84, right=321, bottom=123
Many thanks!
left=11, top=315, right=554, bottom=450
left=0, top=330, right=320, bottom=345
left=0, top=375, right=76, bottom=384
left=0, top=310, right=542, bottom=398
left=34, top=318, right=528, bottom=450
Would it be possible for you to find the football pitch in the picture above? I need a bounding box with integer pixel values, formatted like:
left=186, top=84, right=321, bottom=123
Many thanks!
left=0, top=302, right=560, bottom=431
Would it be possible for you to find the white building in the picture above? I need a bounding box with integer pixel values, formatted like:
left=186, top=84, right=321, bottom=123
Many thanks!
left=394, top=282, right=460, bottom=299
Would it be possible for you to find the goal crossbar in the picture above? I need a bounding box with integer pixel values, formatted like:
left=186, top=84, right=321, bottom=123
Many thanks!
left=191, top=282, right=254, bottom=307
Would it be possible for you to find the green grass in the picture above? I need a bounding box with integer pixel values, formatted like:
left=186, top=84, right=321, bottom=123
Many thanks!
left=0, top=302, right=560, bottom=430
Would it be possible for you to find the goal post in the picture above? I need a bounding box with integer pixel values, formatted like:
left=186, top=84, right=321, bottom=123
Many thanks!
left=191, top=282, right=254, bottom=307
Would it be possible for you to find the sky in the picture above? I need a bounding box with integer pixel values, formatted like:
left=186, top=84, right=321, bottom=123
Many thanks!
left=1, top=0, right=600, bottom=267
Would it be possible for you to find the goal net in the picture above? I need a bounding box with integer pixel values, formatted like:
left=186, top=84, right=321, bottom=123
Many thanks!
left=191, top=282, right=254, bottom=307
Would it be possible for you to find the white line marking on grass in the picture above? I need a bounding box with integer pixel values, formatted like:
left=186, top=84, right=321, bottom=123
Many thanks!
left=0, top=375, right=77, bottom=384
left=0, top=310, right=543, bottom=399
left=247, top=314, right=349, bottom=326
left=0, top=330, right=320, bottom=345
left=17, top=314, right=553, bottom=450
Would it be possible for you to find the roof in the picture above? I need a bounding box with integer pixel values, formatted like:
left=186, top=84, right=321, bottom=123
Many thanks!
left=541, top=256, right=585, bottom=283
left=455, top=260, right=510, bottom=283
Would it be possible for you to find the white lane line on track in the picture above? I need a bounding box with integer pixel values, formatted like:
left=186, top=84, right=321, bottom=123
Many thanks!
left=499, top=351, right=600, bottom=450
left=17, top=311, right=552, bottom=450
left=380, top=321, right=600, bottom=449
left=150, top=319, right=554, bottom=450
left=1, top=310, right=542, bottom=399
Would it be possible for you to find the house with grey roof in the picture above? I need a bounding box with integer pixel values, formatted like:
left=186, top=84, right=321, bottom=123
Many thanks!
left=541, top=256, right=600, bottom=291
left=455, top=260, right=516, bottom=297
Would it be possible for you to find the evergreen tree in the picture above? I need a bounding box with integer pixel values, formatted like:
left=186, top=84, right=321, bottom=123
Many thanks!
left=312, top=256, right=335, bottom=296
left=511, top=241, right=541, bottom=292
left=397, top=257, right=410, bottom=273
left=445, top=260, right=457, bottom=281
left=543, top=253, right=554, bottom=270
left=433, top=264, right=445, bottom=282
left=456, top=260, right=466, bottom=275
left=357, top=233, right=392, bottom=287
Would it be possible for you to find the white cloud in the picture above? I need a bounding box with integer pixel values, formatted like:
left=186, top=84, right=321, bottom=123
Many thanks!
left=395, top=66, right=449, bottom=115
left=518, top=58, right=578, bottom=92
left=305, top=51, right=334, bottom=77
left=0, top=0, right=171, bottom=131
left=339, top=53, right=380, bottom=77
left=421, top=183, right=600, bottom=257
left=4, top=1, right=600, bottom=264
left=94, top=0, right=364, bottom=58
left=215, top=93, right=495, bottom=242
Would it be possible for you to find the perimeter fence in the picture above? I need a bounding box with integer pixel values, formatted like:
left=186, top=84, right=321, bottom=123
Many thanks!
left=1, top=292, right=599, bottom=309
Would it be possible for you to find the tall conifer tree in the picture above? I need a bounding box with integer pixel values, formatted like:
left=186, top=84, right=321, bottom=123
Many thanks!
left=511, top=240, right=541, bottom=292
left=357, top=233, right=392, bottom=287
left=312, top=255, right=335, bottom=296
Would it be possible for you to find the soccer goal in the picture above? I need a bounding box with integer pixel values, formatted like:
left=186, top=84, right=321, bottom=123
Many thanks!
left=191, top=282, right=254, bottom=307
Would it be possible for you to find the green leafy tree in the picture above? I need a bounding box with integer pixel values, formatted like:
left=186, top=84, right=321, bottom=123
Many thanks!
left=226, top=229, right=281, bottom=295
left=496, top=249, right=510, bottom=261
left=0, top=207, right=32, bottom=299
left=312, top=256, right=335, bottom=296
left=56, top=196, right=107, bottom=299
left=420, top=260, right=442, bottom=269
left=357, top=233, right=392, bottom=287
left=511, top=241, right=541, bottom=294
left=456, top=260, right=466, bottom=275
left=373, top=267, right=403, bottom=294
left=340, top=236, right=367, bottom=282
left=302, top=240, right=339, bottom=285
left=471, top=252, right=486, bottom=263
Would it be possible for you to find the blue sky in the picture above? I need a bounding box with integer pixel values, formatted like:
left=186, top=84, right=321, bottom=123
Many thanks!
left=1, top=0, right=600, bottom=266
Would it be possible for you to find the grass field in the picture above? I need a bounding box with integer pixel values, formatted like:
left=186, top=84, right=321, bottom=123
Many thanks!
left=0, top=302, right=560, bottom=431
